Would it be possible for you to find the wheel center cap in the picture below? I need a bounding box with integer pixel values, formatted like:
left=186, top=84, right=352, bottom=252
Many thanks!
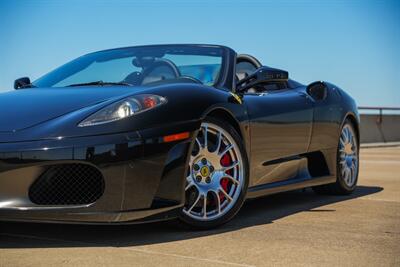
left=344, top=143, right=353, bottom=155
left=200, top=166, right=210, bottom=177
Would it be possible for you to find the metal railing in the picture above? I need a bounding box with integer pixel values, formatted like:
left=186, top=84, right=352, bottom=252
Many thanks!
left=358, top=106, right=400, bottom=124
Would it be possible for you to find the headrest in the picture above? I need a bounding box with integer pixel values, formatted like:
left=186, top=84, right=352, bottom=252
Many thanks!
left=132, top=56, right=155, bottom=68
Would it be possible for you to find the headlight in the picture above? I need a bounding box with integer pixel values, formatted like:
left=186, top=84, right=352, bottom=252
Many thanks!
left=78, top=94, right=167, bottom=127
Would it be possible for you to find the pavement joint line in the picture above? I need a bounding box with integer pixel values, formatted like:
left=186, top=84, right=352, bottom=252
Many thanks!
left=121, top=247, right=256, bottom=267
left=0, top=233, right=255, bottom=267
left=360, top=160, right=400, bottom=164
left=357, top=197, right=400, bottom=203
left=361, top=142, right=400, bottom=148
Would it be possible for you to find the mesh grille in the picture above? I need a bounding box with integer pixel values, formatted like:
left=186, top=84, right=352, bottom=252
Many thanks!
left=29, top=164, right=105, bottom=205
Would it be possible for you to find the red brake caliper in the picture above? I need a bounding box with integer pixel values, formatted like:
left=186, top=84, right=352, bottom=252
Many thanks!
left=219, top=153, right=232, bottom=201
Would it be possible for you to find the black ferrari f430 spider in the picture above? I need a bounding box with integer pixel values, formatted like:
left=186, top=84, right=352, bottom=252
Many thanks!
left=0, top=44, right=359, bottom=228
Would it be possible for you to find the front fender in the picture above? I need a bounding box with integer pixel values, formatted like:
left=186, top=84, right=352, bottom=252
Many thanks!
left=1, top=84, right=248, bottom=143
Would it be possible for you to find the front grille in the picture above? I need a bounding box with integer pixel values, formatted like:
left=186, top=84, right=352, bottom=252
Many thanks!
left=29, top=164, right=105, bottom=205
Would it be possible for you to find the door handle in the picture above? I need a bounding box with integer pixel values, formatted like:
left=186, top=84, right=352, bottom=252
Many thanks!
left=298, top=92, right=314, bottom=102
left=299, top=93, right=309, bottom=98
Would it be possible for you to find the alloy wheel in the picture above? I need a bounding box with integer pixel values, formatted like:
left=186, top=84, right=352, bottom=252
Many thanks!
left=183, top=122, right=244, bottom=221
left=338, top=124, right=358, bottom=187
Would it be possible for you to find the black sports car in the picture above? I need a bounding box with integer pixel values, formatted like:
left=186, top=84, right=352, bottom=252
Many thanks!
left=0, top=44, right=359, bottom=228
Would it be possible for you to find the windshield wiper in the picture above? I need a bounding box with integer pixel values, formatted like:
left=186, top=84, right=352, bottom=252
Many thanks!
left=66, top=80, right=132, bottom=87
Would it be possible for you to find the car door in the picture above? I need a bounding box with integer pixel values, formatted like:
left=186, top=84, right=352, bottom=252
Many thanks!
left=243, top=86, right=314, bottom=186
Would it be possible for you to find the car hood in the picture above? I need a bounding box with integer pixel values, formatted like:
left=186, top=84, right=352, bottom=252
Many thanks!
left=0, top=87, right=141, bottom=132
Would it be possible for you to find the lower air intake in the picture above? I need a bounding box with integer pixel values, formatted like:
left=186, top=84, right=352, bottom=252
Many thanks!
left=29, top=164, right=105, bottom=205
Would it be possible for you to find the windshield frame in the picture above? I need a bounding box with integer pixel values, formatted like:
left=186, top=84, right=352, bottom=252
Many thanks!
left=32, top=44, right=233, bottom=90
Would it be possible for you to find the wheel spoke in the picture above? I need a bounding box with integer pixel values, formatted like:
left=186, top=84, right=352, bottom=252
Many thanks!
left=223, top=174, right=240, bottom=185
left=202, top=124, right=208, bottom=150
left=349, top=132, right=354, bottom=146
left=339, top=138, right=345, bottom=148
left=219, top=144, right=233, bottom=157
left=341, top=133, right=347, bottom=144
left=187, top=193, right=201, bottom=213
left=203, top=194, right=207, bottom=218
left=343, top=168, right=348, bottom=183
left=345, top=127, right=350, bottom=143
left=219, top=187, right=233, bottom=202
left=350, top=164, right=356, bottom=185
left=349, top=168, right=353, bottom=185
left=185, top=181, right=194, bottom=191
left=350, top=167, right=354, bottom=185
left=195, top=138, right=201, bottom=150
left=213, top=190, right=221, bottom=214
left=221, top=161, right=239, bottom=172
left=214, top=131, right=222, bottom=154
left=345, top=168, right=351, bottom=184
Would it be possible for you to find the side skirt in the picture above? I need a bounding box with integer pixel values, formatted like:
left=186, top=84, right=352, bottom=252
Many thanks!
left=246, top=174, right=336, bottom=199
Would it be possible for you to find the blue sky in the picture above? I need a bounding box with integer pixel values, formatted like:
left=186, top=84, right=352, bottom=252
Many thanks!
left=0, top=0, right=399, bottom=107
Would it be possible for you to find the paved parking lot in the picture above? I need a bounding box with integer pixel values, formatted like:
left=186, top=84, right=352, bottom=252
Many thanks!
left=0, top=147, right=399, bottom=267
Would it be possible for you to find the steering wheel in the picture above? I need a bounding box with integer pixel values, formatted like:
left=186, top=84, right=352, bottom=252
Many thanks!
left=179, top=76, right=202, bottom=84
left=140, top=59, right=180, bottom=85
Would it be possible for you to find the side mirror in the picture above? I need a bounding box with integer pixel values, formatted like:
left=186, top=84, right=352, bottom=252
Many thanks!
left=237, top=66, right=288, bottom=92
left=307, top=81, right=327, bottom=101
left=14, top=77, right=31, bottom=89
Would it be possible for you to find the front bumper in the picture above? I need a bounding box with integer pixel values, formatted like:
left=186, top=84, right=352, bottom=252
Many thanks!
left=0, top=123, right=197, bottom=224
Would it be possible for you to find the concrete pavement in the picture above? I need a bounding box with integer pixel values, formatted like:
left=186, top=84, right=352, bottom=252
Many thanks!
left=0, top=147, right=399, bottom=267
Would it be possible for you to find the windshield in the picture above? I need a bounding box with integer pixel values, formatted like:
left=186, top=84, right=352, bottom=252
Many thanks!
left=33, top=45, right=225, bottom=88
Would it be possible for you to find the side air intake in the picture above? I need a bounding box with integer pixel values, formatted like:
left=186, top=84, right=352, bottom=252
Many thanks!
left=29, top=164, right=104, bottom=205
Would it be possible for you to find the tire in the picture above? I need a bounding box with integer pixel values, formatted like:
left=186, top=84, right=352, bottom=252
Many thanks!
left=179, top=117, right=249, bottom=229
left=312, top=119, right=359, bottom=195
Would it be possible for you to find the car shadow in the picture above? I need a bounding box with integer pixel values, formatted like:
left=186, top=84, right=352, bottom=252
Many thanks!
left=0, top=185, right=383, bottom=249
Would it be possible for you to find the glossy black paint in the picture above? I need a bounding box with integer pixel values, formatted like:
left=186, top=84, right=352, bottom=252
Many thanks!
left=0, top=44, right=359, bottom=224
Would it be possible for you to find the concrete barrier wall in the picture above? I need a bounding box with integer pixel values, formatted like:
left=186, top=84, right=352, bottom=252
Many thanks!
left=360, top=114, right=400, bottom=143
